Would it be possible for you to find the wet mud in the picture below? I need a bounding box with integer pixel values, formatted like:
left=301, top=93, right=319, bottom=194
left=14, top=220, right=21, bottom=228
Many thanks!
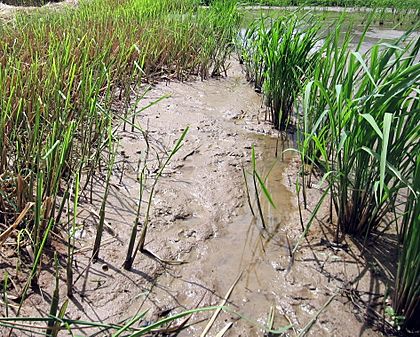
left=1, top=9, right=409, bottom=333
left=0, top=57, right=394, bottom=337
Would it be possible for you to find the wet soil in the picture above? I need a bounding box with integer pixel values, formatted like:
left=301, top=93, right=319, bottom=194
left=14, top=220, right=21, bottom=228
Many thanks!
left=0, top=57, right=394, bottom=337
left=0, top=6, right=407, bottom=334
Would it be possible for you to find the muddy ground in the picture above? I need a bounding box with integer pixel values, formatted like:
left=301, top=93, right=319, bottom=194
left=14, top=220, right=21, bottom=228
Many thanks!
left=0, top=0, right=77, bottom=19
left=0, top=57, right=396, bottom=337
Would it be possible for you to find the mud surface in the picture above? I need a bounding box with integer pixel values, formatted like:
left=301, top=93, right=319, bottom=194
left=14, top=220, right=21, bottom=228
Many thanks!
left=0, top=0, right=76, bottom=19
left=0, top=55, right=396, bottom=337
left=0, top=5, right=405, bottom=333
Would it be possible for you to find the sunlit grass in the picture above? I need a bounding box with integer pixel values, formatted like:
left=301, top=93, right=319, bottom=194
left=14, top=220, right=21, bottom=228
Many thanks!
left=0, top=0, right=239, bottom=307
left=239, top=13, right=321, bottom=129
left=298, top=21, right=419, bottom=328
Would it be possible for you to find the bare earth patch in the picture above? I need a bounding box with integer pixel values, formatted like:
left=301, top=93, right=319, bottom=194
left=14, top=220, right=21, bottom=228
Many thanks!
left=0, top=0, right=77, bottom=20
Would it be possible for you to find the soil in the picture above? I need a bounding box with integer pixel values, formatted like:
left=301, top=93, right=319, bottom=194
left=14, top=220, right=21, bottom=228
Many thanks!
left=0, top=0, right=76, bottom=19
left=0, top=57, right=395, bottom=337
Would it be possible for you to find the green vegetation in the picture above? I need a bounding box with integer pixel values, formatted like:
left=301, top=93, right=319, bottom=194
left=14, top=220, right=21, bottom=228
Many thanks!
left=240, top=14, right=321, bottom=129
left=300, top=27, right=419, bottom=328
left=304, top=29, right=419, bottom=236
left=0, top=0, right=240, bottom=333
left=392, top=154, right=419, bottom=331
left=239, top=9, right=419, bottom=330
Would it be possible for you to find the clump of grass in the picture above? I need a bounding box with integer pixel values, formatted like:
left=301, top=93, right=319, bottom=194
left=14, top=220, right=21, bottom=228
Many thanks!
left=297, top=22, right=420, bottom=328
left=239, top=13, right=321, bottom=129
left=392, top=154, right=419, bottom=331
left=301, top=27, right=419, bottom=238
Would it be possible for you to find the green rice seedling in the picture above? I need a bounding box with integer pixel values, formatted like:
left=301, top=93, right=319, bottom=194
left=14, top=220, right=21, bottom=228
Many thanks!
left=252, top=147, right=267, bottom=228
left=46, top=253, right=60, bottom=337
left=294, top=18, right=355, bottom=224
left=92, top=122, right=118, bottom=262
left=241, top=146, right=276, bottom=229
left=66, top=166, right=81, bottom=297
left=242, top=165, right=256, bottom=217
left=240, top=13, right=321, bottom=129
left=251, top=146, right=276, bottom=229
left=124, top=127, right=189, bottom=270
left=239, top=17, right=268, bottom=91
left=124, top=128, right=150, bottom=270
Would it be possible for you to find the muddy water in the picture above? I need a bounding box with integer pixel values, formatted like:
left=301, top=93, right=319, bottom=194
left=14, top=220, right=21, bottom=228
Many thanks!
left=116, top=55, right=382, bottom=335
left=122, top=68, right=303, bottom=336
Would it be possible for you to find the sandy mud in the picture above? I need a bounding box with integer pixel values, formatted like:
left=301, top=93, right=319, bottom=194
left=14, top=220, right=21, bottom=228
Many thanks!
left=0, top=56, right=396, bottom=337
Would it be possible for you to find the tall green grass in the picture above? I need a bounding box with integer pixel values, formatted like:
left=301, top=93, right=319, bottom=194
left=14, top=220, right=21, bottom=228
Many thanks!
left=239, top=13, right=321, bottom=129
left=301, top=27, right=419, bottom=238
left=297, top=21, right=420, bottom=328
left=392, top=154, right=419, bottom=330
left=0, top=0, right=239, bottom=303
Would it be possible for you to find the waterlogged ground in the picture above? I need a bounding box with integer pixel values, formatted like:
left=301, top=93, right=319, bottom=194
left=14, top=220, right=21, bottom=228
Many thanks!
left=1, top=10, right=411, bottom=337
left=1, top=59, right=393, bottom=337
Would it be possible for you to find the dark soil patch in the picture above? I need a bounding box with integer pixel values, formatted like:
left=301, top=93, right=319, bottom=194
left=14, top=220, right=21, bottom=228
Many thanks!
left=1, top=0, right=61, bottom=6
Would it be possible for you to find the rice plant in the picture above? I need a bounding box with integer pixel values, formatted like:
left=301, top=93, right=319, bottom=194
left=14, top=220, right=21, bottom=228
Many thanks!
left=239, top=13, right=321, bottom=129
left=300, top=24, right=420, bottom=238
left=392, top=154, right=419, bottom=330
left=124, top=127, right=189, bottom=270
left=297, top=23, right=420, bottom=329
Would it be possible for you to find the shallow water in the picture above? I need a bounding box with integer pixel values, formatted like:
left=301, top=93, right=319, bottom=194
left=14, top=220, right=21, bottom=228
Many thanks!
left=242, top=8, right=420, bottom=54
